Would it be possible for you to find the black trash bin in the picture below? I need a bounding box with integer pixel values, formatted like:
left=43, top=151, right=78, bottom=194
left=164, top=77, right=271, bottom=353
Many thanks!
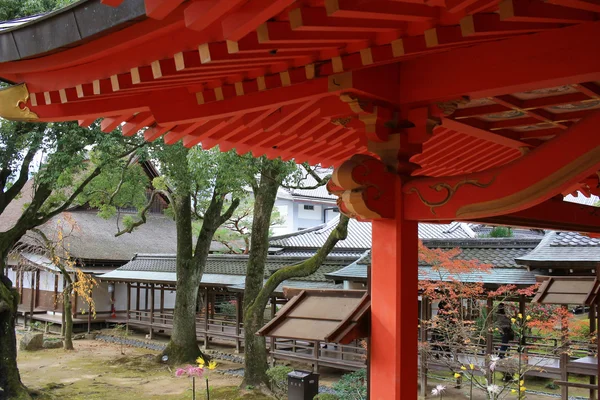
left=288, top=370, right=319, bottom=400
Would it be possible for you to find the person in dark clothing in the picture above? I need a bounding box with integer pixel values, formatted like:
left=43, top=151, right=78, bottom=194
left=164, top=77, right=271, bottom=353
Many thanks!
left=496, top=303, right=515, bottom=382
left=496, top=303, right=514, bottom=358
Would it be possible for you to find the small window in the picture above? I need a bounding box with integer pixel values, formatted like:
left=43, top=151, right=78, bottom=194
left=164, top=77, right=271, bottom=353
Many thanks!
left=333, top=208, right=340, bottom=213
left=303, top=205, right=315, bottom=210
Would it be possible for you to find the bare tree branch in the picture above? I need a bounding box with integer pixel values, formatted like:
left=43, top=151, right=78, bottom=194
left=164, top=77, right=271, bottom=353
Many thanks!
left=251, top=214, right=349, bottom=313
left=114, top=190, right=170, bottom=237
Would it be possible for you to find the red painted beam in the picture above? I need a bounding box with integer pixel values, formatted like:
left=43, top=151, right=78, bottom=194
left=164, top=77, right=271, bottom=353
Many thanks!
left=145, top=0, right=186, bottom=20
left=257, top=22, right=374, bottom=44
left=460, top=13, right=563, bottom=37
left=403, top=110, right=600, bottom=221
left=289, top=7, right=404, bottom=32
left=500, top=0, right=596, bottom=23
left=326, top=0, right=440, bottom=22
left=442, top=118, right=531, bottom=149
left=221, top=0, right=296, bottom=41
left=144, top=124, right=173, bottom=141
left=121, top=112, right=154, bottom=136
left=546, top=0, right=600, bottom=12
left=473, top=197, right=600, bottom=234
left=184, top=0, right=245, bottom=32
left=101, top=0, right=124, bottom=7
left=398, top=21, right=600, bottom=105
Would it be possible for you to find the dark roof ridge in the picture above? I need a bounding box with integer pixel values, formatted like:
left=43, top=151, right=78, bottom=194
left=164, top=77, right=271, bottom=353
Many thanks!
left=424, top=237, right=542, bottom=248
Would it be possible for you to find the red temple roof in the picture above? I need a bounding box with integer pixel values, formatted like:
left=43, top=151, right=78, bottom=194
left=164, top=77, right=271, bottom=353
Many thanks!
left=1, top=0, right=600, bottom=225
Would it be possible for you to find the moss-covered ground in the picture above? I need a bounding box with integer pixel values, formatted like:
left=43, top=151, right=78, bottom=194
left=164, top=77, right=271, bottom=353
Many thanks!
left=17, top=338, right=269, bottom=399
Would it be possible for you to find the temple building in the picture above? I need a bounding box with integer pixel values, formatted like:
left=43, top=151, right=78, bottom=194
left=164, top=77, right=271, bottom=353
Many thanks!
left=1, top=0, right=600, bottom=397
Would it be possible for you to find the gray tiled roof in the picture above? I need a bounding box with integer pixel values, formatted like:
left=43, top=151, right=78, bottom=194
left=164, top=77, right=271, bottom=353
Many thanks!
left=326, top=252, right=537, bottom=286
left=228, top=279, right=342, bottom=295
left=516, top=231, right=600, bottom=267
left=269, top=216, right=477, bottom=250
left=550, top=231, right=600, bottom=247
left=110, top=253, right=360, bottom=283
left=345, top=239, right=539, bottom=270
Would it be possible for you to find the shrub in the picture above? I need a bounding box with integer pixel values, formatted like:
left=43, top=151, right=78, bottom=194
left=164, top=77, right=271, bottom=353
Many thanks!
left=333, top=369, right=367, bottom=400
left=314, top=394, right=339, bottom=400
left=488, top=226, right=513, bottom=237
left=219, top=300, right=237, bottom=318
left=266, top=365, right=293, bottom=399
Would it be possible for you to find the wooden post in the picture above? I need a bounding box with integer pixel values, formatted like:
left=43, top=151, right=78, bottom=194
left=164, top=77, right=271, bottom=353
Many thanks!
left=203, top=288, right=209, bottom=349
left=29, top=271, right=35, bottom=328
left=126, top=283, right=131, bottom=334
left=136, top=284, right=140, bottom=319
left=53, top=274, right=59, bottom=311
left=144, top=283, right=149, bottom=315
left=235, top=292, right=242, bottom=353
left=87, top=304, right=92, bottom=334
left=34, top=270, right=40, bottom=308
left=160, top=285, right=165, bottom=324
left=149, top=283, right=155, bottom=339
left=486, top=297, right=494, bottom=383
left=72, top=273, right=78, bottom=318
left=270, top=297, right=276, bottom=367
left=313, top=340, right=320, bottom=373
left=560, top=304, right=569, bottom=400
left=419, top=296, right=429, bottom=398
left=370, top=178, right=418, bottom=400
left=590, top=301, right=597, bottom=400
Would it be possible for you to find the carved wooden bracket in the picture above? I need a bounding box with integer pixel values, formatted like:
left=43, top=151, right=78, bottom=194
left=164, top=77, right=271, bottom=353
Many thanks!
left=327, top=154, right=397, bottom=220
left=0, top=84, right=38, bottom=121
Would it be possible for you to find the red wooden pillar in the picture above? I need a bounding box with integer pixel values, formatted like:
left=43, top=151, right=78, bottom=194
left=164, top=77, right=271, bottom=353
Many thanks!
left=370, top=178, right=418, bottom=400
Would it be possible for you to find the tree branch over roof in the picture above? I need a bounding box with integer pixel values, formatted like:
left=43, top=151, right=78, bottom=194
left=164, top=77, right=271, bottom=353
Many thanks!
left=251, top=214, right=349, bottom=315
left=280, top=163, right=331, bottom=190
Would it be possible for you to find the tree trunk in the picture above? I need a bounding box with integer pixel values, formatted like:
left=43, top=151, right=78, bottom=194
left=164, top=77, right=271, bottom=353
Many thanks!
left=161, top=195, right=202, bottom=364
left=63, top=287, right=74, bottom=351
left=242, top=160, right=284, bottom=387
left=0, top=272, right=32, bottom=399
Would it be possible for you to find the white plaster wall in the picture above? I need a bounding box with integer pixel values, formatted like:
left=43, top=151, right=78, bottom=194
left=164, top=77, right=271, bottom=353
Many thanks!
left=21, top=271, right=35, bottom=289
left=91, top=281, right=113, bottom=313
left=297, top=203, right=322, bottom=220
left=6, top=268, right=16, bottom=283
left=39, top=271, right=56, bottom=291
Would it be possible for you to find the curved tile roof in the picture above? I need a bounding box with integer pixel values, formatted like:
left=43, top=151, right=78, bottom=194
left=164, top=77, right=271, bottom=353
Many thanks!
left=516, top=231, right=600, bottom=267
left=109, top=253, right=360, bottom=283
left=269, top=216, right=477, bottom=250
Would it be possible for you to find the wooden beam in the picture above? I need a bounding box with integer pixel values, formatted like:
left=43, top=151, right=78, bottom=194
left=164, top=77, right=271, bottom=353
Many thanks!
left=326, top=0, right=440, bottom=22
left=403, top=110, right=600, bottom=221
left=473, top=197, right=600, bottom=234
left=144, top=0, right=185, bottom=20
left=289, top=7, right=404, bottom=32
left=398, top=21, right=600, bottom=105
left=500, top=0, right=596, bottom=23
left=221, top=0, right=295, bottom=41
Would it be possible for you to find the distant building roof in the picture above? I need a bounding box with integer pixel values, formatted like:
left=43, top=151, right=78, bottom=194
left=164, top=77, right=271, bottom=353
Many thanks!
left=327, top=237, right=541, bottom=286
left=516, top=231, right=600, bottom=268
left=99, top=252, right=360, bottom=287
left=269, top=216, right=479, bottom=251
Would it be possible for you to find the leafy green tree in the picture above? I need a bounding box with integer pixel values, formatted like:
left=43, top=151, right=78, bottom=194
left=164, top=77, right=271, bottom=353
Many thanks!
left=121, top=142, right=251, bottom=364
left=0, top=120, right=145, bottom=399
left=213, top=197, right=284, bottom=254
left=0, top=0, right=75, bottom=21
left=240, top=158, right=348, bottom=387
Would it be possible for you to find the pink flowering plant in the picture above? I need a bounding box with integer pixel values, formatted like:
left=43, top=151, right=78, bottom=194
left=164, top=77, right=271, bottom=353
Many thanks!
left=175, top=365, right=204, bottom=400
